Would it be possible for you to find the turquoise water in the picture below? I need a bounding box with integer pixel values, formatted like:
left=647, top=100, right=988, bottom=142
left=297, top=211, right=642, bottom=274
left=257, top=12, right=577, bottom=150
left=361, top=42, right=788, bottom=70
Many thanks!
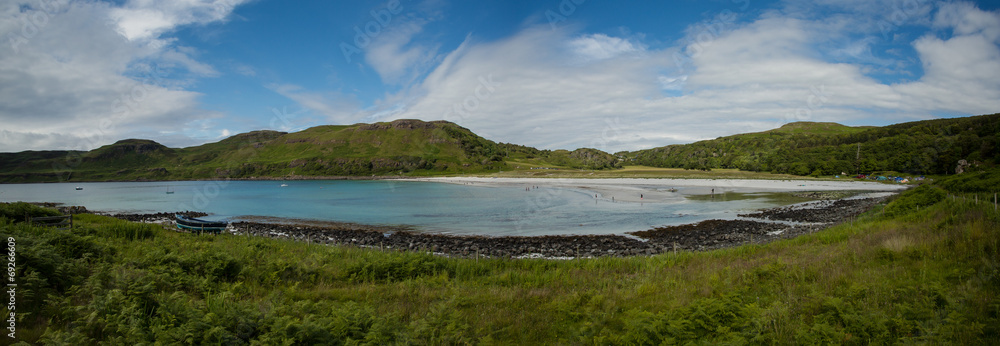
left=1, top=180, right=796, bottom=236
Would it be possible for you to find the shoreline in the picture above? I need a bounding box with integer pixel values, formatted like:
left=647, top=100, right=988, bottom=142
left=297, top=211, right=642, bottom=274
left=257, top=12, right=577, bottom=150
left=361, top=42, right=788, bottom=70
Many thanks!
left=401, top=177, right=908, bottom=203
left=1, top=174, right=910, bottom=186
left=4, top=177, right=909, bottom=206
left=105, top=193, right=894, bottom=259
left=0, top=175, right=413, bottom=184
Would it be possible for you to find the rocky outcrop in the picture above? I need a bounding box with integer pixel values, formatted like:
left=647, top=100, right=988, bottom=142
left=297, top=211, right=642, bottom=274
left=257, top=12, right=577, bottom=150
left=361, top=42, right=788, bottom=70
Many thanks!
left=358, top=119, right=440, bottom=131
left=956, top=159, right=972, bottom=174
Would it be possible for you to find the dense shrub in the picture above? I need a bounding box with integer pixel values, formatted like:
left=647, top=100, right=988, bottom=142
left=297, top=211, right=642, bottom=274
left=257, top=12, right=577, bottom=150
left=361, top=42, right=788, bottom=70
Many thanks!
left=884, top=184, right=946, bottom=216
left=0, top=202, right=61, bottom=222
left=938, top=170, right=1000, bottom=192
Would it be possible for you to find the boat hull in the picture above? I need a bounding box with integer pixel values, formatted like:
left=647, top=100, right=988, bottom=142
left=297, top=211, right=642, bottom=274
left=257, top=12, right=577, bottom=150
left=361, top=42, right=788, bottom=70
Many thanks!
left=175, top=215, right=228, bottom=232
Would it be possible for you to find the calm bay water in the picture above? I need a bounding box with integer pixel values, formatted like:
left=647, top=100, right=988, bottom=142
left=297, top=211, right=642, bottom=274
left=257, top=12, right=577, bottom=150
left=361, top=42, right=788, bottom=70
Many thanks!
left=0, top=180, right=803, bottom=236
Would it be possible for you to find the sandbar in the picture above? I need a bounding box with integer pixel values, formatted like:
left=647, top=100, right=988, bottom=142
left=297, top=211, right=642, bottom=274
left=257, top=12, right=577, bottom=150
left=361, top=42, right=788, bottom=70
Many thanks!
left=403, top=177, right=908, bottom=203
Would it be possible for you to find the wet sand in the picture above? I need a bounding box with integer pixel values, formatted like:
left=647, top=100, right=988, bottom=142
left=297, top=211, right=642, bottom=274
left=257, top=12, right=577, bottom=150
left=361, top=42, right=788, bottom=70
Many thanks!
left=402, top=177, right=907, bottom=203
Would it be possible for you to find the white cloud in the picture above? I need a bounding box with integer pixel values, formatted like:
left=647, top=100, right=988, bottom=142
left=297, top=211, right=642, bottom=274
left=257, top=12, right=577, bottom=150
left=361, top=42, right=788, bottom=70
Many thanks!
left=370, top=2, right=1000, bottom=153
left=934, top=2, right=1000, bottom=42
left=108, top=0, right=250, bottom=42
left=5, top=0, right=999, bottom=156
left=0, top=0, right=244, bottom=152
left=568, top=33, right=644, bottom=61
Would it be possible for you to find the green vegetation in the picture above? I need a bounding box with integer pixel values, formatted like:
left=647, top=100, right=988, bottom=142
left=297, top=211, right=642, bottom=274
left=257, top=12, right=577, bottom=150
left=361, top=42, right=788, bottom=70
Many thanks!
left=623, top=114, right=1000, bottom=176
left=0, top=202, right=61, bottom=222
left=3, top=114, right=999, bottom=182
left=0, top=120, right=621, bottom=183
left=2, top=177, right=998, bottom=343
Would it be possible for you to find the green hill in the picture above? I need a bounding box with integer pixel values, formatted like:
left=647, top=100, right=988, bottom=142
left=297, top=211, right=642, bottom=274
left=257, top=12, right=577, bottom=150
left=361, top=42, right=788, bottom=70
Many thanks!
left=765, top=121, right=871, bottom=135
left=621, top=114, right=1000, bottom=176
left=0, top=119, right=621, bottom=183
left=3, top=114, right=999, bottom=182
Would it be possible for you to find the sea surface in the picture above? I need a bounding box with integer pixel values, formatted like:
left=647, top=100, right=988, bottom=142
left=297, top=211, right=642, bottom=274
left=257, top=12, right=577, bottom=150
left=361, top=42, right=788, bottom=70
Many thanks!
left=1, top=180, right=811, bottom=236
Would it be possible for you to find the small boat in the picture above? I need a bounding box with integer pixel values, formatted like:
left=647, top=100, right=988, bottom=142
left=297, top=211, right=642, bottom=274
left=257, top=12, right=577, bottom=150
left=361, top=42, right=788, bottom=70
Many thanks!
left=175, top=214, right=228, bottom=233
left=75, top=187, right=83, bottom=190
left=280, top=183, right=288, bottom=187
left=166, top=187, right=174, bottom=194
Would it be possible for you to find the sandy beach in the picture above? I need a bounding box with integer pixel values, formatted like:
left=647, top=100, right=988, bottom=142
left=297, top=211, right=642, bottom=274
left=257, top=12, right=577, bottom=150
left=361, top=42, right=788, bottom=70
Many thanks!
left=402, top=177, right=909, bottom=203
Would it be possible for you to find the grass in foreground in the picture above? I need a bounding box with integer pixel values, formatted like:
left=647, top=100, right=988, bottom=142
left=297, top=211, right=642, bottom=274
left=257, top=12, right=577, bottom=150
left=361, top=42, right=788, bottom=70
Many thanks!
left=1, top=186, right=998, bottom=344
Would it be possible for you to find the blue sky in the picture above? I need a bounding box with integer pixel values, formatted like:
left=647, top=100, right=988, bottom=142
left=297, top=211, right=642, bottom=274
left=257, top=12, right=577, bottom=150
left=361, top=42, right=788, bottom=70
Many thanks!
left=2, top=0, right=1000, bottom=153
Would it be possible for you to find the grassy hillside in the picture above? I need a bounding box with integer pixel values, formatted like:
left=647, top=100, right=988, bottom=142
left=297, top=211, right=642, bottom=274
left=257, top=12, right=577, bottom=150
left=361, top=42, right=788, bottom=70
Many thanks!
left=0, top=120, right=620, bottom=183
left=2, top=177, right=998, bottom=343
left=3, top=114, right=998, bottom=182
left=765, top=121, right=871, bottom=135
left=623, top=114, right=1000, bottom=176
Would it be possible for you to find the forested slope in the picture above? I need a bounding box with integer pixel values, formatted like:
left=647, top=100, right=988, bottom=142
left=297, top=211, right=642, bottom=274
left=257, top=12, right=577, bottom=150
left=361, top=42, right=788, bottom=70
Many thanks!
left=623, top=113, right=1000, bottom=176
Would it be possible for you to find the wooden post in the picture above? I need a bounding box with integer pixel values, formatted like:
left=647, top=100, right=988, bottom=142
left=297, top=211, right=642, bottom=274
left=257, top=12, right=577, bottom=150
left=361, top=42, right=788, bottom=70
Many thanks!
left=673, top=242, right=677, bottom=255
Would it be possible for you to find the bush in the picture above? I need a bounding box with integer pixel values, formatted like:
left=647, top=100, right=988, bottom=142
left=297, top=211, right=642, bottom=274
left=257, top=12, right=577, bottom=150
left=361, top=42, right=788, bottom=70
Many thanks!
left=884, top=185, right=946, bottom=217
left=615, top=295, right=752, bottom=344
left=938, top=170, right=1000, bottom=192
left=0, top=202, right=61, bottom=222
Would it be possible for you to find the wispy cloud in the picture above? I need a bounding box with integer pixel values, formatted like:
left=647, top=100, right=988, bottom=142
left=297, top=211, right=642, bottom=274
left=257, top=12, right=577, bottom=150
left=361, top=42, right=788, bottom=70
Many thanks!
left=364, top=18, right=441, bottom=85
left=267, top=83, right=361, bottom=125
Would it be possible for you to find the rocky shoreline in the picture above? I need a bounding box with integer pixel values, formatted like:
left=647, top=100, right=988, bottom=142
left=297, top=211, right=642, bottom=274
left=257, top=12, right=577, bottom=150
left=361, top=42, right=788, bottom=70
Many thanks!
left=103, top=195, right=891, bottom=259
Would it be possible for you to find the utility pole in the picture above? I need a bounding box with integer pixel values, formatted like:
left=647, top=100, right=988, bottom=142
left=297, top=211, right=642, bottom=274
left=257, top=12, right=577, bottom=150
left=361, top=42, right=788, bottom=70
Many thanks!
left=856, top=143, right=861, bottom=175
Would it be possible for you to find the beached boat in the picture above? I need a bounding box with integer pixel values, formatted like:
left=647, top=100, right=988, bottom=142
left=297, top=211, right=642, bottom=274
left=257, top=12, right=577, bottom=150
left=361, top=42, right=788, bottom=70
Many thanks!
left=175, top=214, right=228, bottom=233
